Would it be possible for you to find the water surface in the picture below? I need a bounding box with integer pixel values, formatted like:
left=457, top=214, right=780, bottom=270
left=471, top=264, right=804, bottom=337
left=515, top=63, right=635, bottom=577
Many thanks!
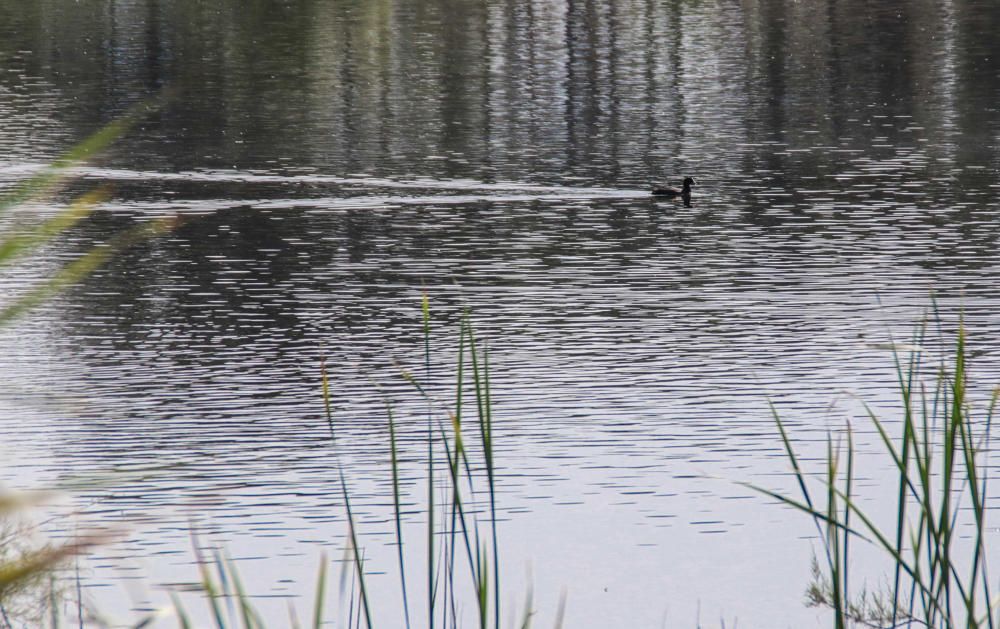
left=2, top=1, right=1000, bottom=626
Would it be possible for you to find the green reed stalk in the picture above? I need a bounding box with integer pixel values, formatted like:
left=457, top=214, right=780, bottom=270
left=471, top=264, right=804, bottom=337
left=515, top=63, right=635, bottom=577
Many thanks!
left=171, top=592, right=193, bottom=629
left=463, top=315, right=499, bottom=629
left=190, top=535, right=226, bottom=629
left=317, top=362, right=375, bottom=629
left=889, top=322, right=924, bottom=626
left=215, top=551, right=238, bottom=627
left=346, top=560, right=357, bottom=629
left=842, top=422, right=854, bottom=625
left=385, top=401, right=412, bottom=629
left=339, top=468, right=373, bottom=629
left=321, top=358, right=334, bottom=440
left=449, top=310, right=476, bottom=625
left=423, top=293, right=438, bottom=629
left=48, top=575, right=58, bottom=629
left=226, top=554, right=260, bottom=629
left=825, top=433, right=844, bottom=629
left=974, top=390, right=997, bottom=628
left=437, top=416, right=482, bottom=620
left=312, top=554, right=327, bottom=629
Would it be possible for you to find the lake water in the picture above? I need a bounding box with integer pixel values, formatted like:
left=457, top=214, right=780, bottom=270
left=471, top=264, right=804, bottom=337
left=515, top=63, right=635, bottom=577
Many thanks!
left=2, top=0, right=1000, bottom=627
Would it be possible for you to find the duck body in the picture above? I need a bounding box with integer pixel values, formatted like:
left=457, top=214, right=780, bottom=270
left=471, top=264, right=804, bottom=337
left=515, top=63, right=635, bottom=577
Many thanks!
left=652, top=176, right=695, bottom=198
left=651, top=186, right=682, bottom=197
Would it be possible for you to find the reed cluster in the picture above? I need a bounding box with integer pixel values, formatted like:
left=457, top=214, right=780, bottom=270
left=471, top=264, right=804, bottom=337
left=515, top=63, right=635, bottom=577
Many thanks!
left=319, top=297, right=506, bottom=629
left=758, top=320, right=998, bottom=628
left=165, top=299, right=509, bottom=628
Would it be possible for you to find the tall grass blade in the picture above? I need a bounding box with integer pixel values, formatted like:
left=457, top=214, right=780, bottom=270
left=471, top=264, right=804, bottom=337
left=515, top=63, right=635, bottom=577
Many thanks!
left=49, top=574, right=59, bottom=629
left=0, top=95, right=165, bottom=215
left=553, top=590, right=567, bottom=629
left=842, top=423, right=854, bottom=627
left=0, top=186, right=110, bottom=267
left=769, top=403, right=817, bottom=516
left=170, top=593, right=193, bottom=629
left=979, top=388, right=998, bottom=629
left=423, top=293, right=437, bottom=629
left=222, top=554, right=257, bottom=629
left=461, top=313, right=500, bottom=629
left=339, top=468, right=373, bottom=629
left=312, top=553, right=327, bottom=629
left=518, top=580, right=534, bottom=629
left=190, top=535, right=226, bottom=629
left=385, top=401, right=412, bottom=629
left=826, top=433, right=844, bottom=629
left=0, top=534, right=106, bottom=599
left=888, top=323, right=923, bottom=629
left=437, top=420, right=479, bottom=605
left=0, top=216, right=179, bottom=326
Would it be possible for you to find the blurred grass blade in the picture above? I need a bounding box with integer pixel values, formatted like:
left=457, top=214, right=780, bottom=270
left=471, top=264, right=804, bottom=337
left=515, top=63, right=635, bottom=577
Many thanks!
left=190, top=533, right=226, bottom=629
left=553, top=590, right=567, bottom=629
left=0, top=535, right=106, bottom=598
left=0, top=489, right=57, bottom=511
left=0, top=186, right=111, bottom=267
left=519, top=585, right=533, bottom=629
left=170, top=593, right=193, bottom=629
left=0, top=96, right=163, bottom=215
left=224, top=554, right=263, bottom=629
left=312, top=553, right=327, bottom=629
left=0, top=216, right=179, bottom=327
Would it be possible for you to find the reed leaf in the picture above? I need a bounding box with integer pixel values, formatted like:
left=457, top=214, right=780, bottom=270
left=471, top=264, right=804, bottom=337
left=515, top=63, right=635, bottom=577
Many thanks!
left=312, top=553, right=327, bottom=629
left=385, top=401, right=412, bottom=629
left=339, top=468, right=373, bottom=629
left=0, top=186, right=110, bottom=267
left=764, top=321, right=995, bottom=627
left=422, top=293, right=437, bottom=629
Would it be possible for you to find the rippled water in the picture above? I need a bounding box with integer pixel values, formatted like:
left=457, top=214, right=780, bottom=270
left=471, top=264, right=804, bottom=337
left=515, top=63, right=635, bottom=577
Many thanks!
left=2, top=0, right=1000, bottom=627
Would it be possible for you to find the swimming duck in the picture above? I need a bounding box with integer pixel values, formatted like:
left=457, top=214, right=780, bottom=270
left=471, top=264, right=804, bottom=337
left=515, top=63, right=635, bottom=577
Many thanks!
left=652, top=177, right=695, bottom=199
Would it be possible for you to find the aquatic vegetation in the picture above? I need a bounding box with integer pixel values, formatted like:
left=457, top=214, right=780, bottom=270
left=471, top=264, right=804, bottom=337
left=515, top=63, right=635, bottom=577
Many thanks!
left=0, top=101, right=510, bottom=627
left=0, top=100, right=175, bottom=626
left=757, top=319, right=998, bottom=628
left=3, top=107, right=998, bottom=628
left=318, top=299, right=506, bottom=629
left=0, top=97, right=172, bottom=326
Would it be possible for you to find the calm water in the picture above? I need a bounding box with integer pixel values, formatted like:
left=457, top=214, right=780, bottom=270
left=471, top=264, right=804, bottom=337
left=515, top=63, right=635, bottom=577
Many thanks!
left=2, top=0, right=1000, bottom=626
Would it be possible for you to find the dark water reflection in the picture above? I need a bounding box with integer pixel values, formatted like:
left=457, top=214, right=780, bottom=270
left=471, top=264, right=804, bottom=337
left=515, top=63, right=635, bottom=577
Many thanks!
left=2, top=0, right=1000, bottom=626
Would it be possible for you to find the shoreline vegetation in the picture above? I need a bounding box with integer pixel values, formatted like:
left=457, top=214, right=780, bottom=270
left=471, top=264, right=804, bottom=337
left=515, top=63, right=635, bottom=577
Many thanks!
left=753, top=318, right=999, bottom=629
left=3, top=304, right=996, bottom=628
left=2, top=122, right=998, bottom=629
